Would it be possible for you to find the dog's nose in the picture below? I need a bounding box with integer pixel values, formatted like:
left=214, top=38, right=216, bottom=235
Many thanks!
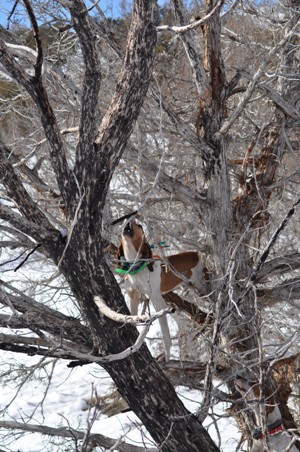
left=123, top=221, right=133, bottom=235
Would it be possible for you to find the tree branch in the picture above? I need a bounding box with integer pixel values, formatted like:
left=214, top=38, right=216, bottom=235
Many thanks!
left=0, top=141, right=67, bottom=230
left=149, top=86, right=215, bottom=177
left=219, top=20, right=300, bottom=135
left=256, top=253, right=300, bottom=283
left=239, top=69, right=300, bottom=120
left=157, top=0, right=223, bottom=34
left=88, top=4, right=214, bottom=201
left=94, top=295, right=175, bottom=325
left=163, top=292, right=213, bottom=325
left=0, top=321, right=149, bottom=364
left=0, top=36, right=72, bottom=211
left=0, top=420, right=156, bottom=452
left=251, top=197, right=300, bottom=283
left=68, top=0, right=102, bottom=188
left=0, top=288, right=154, bottom=364
left=258, top=278, right=300, bottom=307
left=0, top=286, right=93, bottom=347
left=0, top=142, right=53, bottom=227
left=121, top=143, right=208, bottom=214
left=166, top=0, right=210, bottom=98
left=92, top=1, right=157, bottom=213
left=2, top=41, right=80, bottom=99
left=23, top=0, right=43, bottom=80
left=0, top=203, right=61, bottom=247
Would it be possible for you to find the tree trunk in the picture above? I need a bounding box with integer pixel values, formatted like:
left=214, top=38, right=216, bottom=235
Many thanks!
left=59, top=243, right=219, bottom=451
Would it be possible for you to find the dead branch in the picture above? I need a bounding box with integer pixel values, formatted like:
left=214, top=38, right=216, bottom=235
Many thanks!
left=251, top=197, right=300, bottom=283
left=0, top=420, right=157, bottom=452
left=0, top=287, right=93, bottom=347
left=0, top=36, right=72, bottom=209
left=256, top=253, right=300, bottom=283
left=157, top=0, right=223, bottom=34
left=219, top=19, right=300, bottom=135
left=14, top=243, right=41, bottom=271
left=163, top=291, right=213, bottom=325
left=239, top=69, right=300, bottom=120
left=94, top=295, right=175, bottom=325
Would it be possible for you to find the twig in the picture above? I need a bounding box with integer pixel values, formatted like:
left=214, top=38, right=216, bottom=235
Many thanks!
left=220, top=196, right=300, bottom=323
left=81, top=384, right=100, bottom=452
left=14, top=243, right=41, bottom=271
left=219, top=19, right=300, bottom=135
left=227, top=259, right=243, bottom=317
left=7, top=0, right=19, bottom=29
left=251, top=196, right=300, bottom=283
left=0, top=248, right=28, bottom=268
left=59, top=414, right=79, bottom=452
left=111, top=210, right=138, bottom=226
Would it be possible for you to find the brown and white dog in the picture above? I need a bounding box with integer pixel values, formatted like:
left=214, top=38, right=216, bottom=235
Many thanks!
left=234, top=377, right=298, bottom=452
left=116, top=220, right=207, bottom=361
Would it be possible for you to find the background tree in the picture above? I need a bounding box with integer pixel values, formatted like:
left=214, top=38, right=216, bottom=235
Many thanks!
left=0, top=0, right=300, bottom=450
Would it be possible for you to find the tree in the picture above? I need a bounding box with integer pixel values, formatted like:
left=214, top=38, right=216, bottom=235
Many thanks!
left=0, top=0, right=300, bottom=451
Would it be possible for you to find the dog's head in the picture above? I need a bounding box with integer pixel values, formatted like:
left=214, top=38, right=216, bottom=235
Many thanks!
left=122, top=220, right=144, bottom=241
left=117, top=220, right=153, bottom=271
left=234, top=377, right=276, bottom=418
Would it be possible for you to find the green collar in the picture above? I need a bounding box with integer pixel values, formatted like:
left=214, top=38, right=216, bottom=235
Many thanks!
left=115, top=260, right=149, bottom=276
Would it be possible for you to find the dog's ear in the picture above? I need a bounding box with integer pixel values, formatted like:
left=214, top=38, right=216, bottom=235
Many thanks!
left=140, top=241, right=153, bottom=259
left=117, top=243, right=124, bottom=263
left=140, top=242, right=154, bottom=272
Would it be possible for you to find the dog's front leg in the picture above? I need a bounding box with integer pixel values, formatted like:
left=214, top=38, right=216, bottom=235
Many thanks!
left=127, top=287, right=140, bottom=315
left=151, top=293, right=171, bottom=362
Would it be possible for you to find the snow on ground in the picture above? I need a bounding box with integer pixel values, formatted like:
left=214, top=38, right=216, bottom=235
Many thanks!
left=0, top=327, right=240, bottom=451
left=0, top=264, right=240, bottom=451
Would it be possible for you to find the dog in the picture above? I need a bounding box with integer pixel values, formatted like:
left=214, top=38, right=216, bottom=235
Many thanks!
left=115, top=220, right=208, bottom=361
left=234, top=377, right=297, bottom=452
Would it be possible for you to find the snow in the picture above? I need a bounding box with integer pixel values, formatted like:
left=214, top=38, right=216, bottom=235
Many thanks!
left=0, top=256, right=241, bottom=451
left=0, top=323, right=241, bottom=451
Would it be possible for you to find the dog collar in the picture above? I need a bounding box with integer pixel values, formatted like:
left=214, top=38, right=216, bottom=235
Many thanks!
left=252, top=419, right=283, bottom=440
left=268, top=424, right=284, bottom=436
left=150, top=241, right=169, bottom=249
left=115, top=260, right=149, bottom=276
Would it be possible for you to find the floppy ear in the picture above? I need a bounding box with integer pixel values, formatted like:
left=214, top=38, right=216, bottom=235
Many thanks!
left=140, top=242, right=154, bottom=272
left=140, top=241, right=153, bottom=259
left=117, top=242, right=124, bottom=264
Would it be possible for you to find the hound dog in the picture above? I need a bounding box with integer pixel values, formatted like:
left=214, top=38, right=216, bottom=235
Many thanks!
left=116, top=220, right=207, bottom=361
left=235, top=377, right=298, bottom=452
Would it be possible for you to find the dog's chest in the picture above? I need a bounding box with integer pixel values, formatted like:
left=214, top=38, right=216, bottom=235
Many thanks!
left=127, top=261, right=162, bottom=297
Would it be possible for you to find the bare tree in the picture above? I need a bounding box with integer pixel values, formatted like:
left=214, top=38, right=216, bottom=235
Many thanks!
left=0, top=0, right=300, bottom=450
